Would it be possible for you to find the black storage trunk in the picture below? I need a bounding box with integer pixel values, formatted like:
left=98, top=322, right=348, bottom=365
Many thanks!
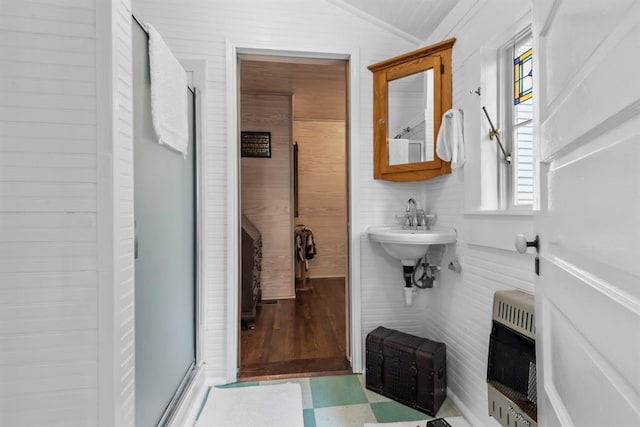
left=365, top=326, right=396, bottom=392
left=365, top=327, right=447, bottom=416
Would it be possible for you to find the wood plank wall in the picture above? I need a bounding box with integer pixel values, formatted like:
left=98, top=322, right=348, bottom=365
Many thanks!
left=241, top=93, right=294, bottom=299
left=294, top=120, right=347, bottom=279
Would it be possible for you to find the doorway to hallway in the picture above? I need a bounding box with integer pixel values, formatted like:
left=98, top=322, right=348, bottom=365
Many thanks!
left=237, top=54, right=350, bottom=379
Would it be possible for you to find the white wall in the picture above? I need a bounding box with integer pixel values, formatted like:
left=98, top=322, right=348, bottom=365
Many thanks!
left=97, top=1, right=137, bottom=425
left=0, top=1, right=100, bottom=425
left=413, top=1, right=536, bottom=425
left=0, top=0, right=134, bottom=425
left=360, top=2, right=540, bottom=423
left=132, top=0, right=429, bottom=381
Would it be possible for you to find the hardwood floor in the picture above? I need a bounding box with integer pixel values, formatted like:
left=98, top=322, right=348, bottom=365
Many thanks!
left=239, top=277, right=351, bottom=380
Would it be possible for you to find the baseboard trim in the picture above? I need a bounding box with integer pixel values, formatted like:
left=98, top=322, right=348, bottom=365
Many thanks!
left=167, top=364, right=208, bottom=427
left=446, top=387, right=487, bottom=427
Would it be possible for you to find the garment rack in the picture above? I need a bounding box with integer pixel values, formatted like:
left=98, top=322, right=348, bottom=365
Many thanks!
left=294, top=225, right=315, bottom=292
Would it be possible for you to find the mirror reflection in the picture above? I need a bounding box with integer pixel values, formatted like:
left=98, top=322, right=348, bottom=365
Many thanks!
left=387, top=69, right=435, bottom=166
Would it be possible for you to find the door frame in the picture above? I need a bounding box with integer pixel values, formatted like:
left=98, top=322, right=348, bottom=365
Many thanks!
left=162, top=59, right=209, bottom=427
left=180, top=58, right=208, bottom=368
left=225, top=40, right=363, bottom=381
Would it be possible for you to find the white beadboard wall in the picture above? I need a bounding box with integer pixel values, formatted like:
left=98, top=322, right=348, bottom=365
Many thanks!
left=0, top=0, right=99, bottom=425
left=0, top=0, right=134, bottom=425
left=132, top=0, right=428, bottom=381
left=107, top=1, right=136, bottom=425
left=414, top=1, right=535, bottom=425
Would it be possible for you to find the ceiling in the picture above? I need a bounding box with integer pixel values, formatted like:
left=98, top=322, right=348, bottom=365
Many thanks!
left=240, top=56, right=348, bottom=120
left=333, top=0, right=459, bottom=41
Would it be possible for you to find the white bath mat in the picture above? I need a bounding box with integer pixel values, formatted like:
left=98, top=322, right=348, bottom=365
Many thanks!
left=363, top=416, right=471, bottom=427
left=195, top=382, right=304, bottom=427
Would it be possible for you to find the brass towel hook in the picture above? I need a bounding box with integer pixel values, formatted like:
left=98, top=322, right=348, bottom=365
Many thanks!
left=482, top=106, right=511, bottom=164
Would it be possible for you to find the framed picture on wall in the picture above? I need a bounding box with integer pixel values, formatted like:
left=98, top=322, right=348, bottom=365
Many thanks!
left=241, top=131, right=271, bottom=158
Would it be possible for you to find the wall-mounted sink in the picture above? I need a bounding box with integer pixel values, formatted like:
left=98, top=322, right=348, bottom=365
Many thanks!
left=367, top=225, right=457, bottom=264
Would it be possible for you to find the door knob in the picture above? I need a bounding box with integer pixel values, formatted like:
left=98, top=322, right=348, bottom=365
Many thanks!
left=515, top=234, right=539, bottom=254
left=515, top=234, right=540, bottom=275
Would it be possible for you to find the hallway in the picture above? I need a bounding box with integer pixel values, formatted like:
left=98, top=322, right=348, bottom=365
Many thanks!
left=239, top=278, right=350, bottom=380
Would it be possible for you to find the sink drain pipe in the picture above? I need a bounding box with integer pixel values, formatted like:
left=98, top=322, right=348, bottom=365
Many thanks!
left=402, top=265, right=415, bottom=306
left=401, top=255, right=438, bottom=306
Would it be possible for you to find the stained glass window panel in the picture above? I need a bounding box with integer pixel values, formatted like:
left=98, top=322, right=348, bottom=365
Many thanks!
left=514, top=47, right=533, bottom=105
left=512, top=35, right=534, bottom=206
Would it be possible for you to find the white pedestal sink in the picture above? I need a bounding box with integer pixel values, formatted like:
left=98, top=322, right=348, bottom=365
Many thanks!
left=367, top=225, right=457, bottom=265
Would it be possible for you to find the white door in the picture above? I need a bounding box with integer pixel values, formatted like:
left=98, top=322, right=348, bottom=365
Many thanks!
left=533, top=1, right=640, bottom=426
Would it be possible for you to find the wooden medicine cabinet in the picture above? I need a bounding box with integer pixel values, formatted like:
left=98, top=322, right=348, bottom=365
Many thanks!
left=368, top=38, right=455, bottom=182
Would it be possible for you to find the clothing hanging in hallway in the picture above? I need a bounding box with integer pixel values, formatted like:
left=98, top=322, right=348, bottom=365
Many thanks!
left=294, top=224, right=317, bottom=271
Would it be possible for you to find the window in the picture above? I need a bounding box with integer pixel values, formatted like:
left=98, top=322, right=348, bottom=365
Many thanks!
left=500, top=29, right=536, bottom=208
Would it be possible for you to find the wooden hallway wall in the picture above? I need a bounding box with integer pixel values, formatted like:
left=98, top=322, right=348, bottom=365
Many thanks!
left=294, top=119, right=347, bottom=279
left=241, top=92, right=294, bottom=300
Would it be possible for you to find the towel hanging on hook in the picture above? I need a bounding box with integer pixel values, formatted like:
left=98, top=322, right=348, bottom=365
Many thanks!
left=436, top=109, right=466, bottom=169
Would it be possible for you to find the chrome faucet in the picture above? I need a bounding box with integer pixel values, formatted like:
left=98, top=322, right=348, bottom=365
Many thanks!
left=406, top=198, right=418, bottom=227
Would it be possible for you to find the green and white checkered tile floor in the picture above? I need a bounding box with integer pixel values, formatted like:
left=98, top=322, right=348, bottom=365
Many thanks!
left=197, top=374, right=461, bottom=427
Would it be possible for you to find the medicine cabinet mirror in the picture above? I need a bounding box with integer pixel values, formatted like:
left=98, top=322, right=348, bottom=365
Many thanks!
left=368, top=38, right=455, bottom=182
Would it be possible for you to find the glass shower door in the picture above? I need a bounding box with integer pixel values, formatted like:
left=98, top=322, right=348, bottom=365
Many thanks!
left=132, top=21, right=196, bottom=427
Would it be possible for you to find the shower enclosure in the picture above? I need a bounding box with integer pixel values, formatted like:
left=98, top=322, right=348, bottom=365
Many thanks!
left=132, top=19, right=197, bottom=427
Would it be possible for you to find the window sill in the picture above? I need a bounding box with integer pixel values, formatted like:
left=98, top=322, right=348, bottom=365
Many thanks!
left=463, top=210, right=535, bottom=251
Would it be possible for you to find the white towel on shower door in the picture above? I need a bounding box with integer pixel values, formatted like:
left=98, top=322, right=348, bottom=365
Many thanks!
left=147, top=24, right=189, bottom=156
left=388, top=138, right=409, bottom=165
left=436, top=108, right=465, bottom=169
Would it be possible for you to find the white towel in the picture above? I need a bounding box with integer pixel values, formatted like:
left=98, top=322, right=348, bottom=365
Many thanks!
left=436, top=108, right=465, bottom=169
left=388, top=138, right=409, bottom=165
left=195, top=383, right=304, bottom=427
left=147, top=24, right=189, bottom=156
